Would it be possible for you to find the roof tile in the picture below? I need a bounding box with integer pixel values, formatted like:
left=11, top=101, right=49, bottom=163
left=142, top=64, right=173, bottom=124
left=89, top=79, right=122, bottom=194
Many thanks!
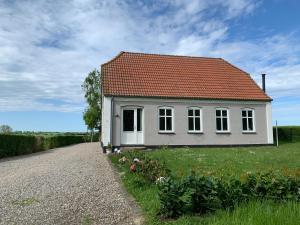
left=102, top=52, right=271, bottom=101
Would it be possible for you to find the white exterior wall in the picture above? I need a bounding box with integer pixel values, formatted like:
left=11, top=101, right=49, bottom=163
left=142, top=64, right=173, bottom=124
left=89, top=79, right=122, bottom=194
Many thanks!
left=101, top=96, right=112, bottom=146
left=266, top=102, right=274, bottom=144
left=111, top=97, right=272, bottom=146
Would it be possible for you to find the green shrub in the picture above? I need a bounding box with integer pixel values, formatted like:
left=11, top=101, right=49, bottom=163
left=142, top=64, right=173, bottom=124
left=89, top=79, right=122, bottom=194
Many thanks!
left=117, top=150, right=171, bottom=183
left=140, top=157, right=171, bottom=182
left=158, top=172, right=300, bottom=218
left=241, top=172, right=300, bottom=201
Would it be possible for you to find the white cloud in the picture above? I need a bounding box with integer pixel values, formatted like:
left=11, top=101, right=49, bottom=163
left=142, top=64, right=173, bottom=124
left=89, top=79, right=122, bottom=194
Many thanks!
left=0, top=0, right=299, bottom=124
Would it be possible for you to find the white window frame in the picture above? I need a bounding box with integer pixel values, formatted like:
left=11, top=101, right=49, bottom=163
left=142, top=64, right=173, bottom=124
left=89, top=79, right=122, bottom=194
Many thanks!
left=158, top=106, right=175, bottom=133
left=187, top=107, right=203, bottom=133
left=216, top=108, right=230, bottom=133
left=242, top=108, right=256, bottom=133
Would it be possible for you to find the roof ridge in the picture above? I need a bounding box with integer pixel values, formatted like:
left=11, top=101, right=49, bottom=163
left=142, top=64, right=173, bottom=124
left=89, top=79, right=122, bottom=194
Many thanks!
left=121, top=51, right=223, bottom=60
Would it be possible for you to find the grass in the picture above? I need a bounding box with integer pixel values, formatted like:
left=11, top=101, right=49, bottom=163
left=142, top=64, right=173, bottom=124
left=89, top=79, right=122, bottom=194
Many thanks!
left=148, top=142, right=300, bottom=178
left=109, top=142, right=300, bottom=225
left=168, top=201, right=300, bottom=225
left=12, top=197, right=39, bottom=206
left=81, top=214, right=94, bottom=225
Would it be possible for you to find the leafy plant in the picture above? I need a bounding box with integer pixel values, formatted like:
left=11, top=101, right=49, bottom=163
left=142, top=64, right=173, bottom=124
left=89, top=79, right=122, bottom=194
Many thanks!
left=116, top=150, right=171, bottom=183
left=140, top=157, right=171, bottom=182
left=158, top=171, right=300, bottom=218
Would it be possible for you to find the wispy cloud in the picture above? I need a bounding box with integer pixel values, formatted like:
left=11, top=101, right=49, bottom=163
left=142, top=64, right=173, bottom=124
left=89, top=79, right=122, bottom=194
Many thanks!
left=0, top=0, right=299, bottom=124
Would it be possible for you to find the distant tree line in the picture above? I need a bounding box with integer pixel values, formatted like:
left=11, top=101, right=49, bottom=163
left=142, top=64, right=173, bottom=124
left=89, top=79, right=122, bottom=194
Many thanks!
left=0, top=125, right=12, bottom=134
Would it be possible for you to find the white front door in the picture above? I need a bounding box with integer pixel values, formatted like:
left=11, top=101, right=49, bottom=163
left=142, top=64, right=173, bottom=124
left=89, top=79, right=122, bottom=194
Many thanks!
left=121, top=108, right=144, bottom=145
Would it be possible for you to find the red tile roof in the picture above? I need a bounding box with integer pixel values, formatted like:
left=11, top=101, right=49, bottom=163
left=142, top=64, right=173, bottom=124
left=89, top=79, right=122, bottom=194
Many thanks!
left=102, top=52, right=271, bottom=101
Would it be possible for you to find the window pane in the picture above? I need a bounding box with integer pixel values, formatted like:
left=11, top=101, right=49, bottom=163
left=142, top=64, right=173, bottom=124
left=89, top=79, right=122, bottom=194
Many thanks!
left=223, top=118, right=228, bottom=130
left=159, top=109, right=165, bottom=116
left=248, top=110, right=253, bottom=117
left=222, top=110, right=227, bottom=117
left=137, top=108, right=142, bottom=131
left=248, top=118, right=253, bottom=130
left=188, top=117, right=193, bottom=131
left=159, top=117, right=165, bottom=130
left=166, top=109, right=172, bottom=116
left=123, top=110, right=134, bottom=131
left=195, top=109, right=200, bottom=116
left=216, top=110, right=221, bottom=117
left=242, top=110, right=246, bottom=117
left=188, top=109, right=193, bottom=116
left=166, top=117, right=172, bottom=131
left=195, top=117, right=201, bottom=130
left=216, top=118, right=222, bottom=130
left=242, top=118, right=247, bottom=131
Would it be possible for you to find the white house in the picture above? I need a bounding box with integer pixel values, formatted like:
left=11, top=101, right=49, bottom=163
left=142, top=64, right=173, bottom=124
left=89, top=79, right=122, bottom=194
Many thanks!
left=101, top=52, right=273, bottom=150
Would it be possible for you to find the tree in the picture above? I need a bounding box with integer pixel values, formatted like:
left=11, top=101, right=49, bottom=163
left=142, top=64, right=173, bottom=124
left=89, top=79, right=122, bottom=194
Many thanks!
left=82, top=70, right=101, bottom=141
left=83, top=106, right=99, bottom=132
left=0, top=125, right=13, bottom=134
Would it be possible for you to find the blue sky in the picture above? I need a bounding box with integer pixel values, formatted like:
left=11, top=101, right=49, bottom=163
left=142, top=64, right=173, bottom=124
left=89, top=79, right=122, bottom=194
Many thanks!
left=0, top=0, right=299, bottom=132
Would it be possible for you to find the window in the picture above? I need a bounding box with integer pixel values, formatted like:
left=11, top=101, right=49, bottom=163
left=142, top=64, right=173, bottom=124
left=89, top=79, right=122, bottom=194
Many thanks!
left=159, top=107, right=174, bottom=132
left=188, top=108, right=202, bottom=132
left=123, top=109, right=134, bottom=131
left=216, top=108, right=229, bottom=132
left=242, top=109, right=255, bottom=132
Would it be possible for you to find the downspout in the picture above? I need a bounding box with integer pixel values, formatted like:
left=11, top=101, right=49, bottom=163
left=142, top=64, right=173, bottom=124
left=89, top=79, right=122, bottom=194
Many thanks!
left=100, top=67, right=105, bottom=152
left=110, top=96, right=115, bottom=152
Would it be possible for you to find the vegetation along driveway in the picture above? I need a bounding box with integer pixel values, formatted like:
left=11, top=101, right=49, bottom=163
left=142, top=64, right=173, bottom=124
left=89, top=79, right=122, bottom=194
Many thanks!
left=0, top=143, right=141, bottom=225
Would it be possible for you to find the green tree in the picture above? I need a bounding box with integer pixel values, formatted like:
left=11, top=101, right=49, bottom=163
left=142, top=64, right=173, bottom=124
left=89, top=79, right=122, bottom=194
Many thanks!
left=82, top=70, right=101, bottom=141
left=0, top=125, right=13, bottom=134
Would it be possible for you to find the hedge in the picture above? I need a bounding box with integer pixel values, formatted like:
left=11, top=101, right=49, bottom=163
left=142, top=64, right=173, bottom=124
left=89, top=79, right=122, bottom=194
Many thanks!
left=40, top=135, right=86, bottom=150
left=273, top=126, right=300, bottom=142
left=0, top=134, right=98, bottom=158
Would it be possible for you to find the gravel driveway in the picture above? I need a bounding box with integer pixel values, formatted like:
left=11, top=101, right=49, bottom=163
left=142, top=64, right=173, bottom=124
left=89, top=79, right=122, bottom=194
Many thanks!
left=0, top=143, right=141, bottom=225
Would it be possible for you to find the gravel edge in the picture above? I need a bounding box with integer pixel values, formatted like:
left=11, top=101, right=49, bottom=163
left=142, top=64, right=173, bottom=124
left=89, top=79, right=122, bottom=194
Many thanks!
left=106, top=154, right=145, bottom=225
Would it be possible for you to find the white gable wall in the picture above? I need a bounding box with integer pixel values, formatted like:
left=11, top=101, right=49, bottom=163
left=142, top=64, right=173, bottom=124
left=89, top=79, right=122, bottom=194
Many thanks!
left=266, top=102, right=273, bottom=144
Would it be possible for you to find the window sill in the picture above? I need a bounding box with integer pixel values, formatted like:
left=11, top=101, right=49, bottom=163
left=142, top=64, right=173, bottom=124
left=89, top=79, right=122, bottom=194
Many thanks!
left=216, top=131, right=231, bottom=134
left=158, top=131, right=175, bottom=134
left=242, top=131, right=256, bottom=134
left=188, top=131, right=203, bottom=134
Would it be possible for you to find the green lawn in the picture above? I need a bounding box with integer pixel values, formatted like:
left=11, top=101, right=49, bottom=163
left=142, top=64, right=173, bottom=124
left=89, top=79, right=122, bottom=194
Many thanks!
left=149, top=142, right=300, bottom=178
left=109, top=142, right=300, bottom=225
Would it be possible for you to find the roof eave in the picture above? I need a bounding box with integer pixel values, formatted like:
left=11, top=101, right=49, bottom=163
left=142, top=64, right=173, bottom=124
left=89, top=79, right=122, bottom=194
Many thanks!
left=103, top=94, right=272, bottom=102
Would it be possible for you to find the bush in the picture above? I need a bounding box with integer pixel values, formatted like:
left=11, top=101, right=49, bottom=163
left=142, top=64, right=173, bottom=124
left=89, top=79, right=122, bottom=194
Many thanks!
left=0, top=134, right=93, bottom=158
left=158, top=172, right=300, bottom=218
left=117, top=150, right=171, bottom=183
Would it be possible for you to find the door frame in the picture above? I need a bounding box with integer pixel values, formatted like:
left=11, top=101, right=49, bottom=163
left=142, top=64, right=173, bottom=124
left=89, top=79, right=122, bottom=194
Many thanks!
left=120, top=106, right=144, bottom=145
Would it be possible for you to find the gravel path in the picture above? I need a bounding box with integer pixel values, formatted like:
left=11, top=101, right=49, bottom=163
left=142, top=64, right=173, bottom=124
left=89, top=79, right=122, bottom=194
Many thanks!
left=0, top=143, right=141, bottom=225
